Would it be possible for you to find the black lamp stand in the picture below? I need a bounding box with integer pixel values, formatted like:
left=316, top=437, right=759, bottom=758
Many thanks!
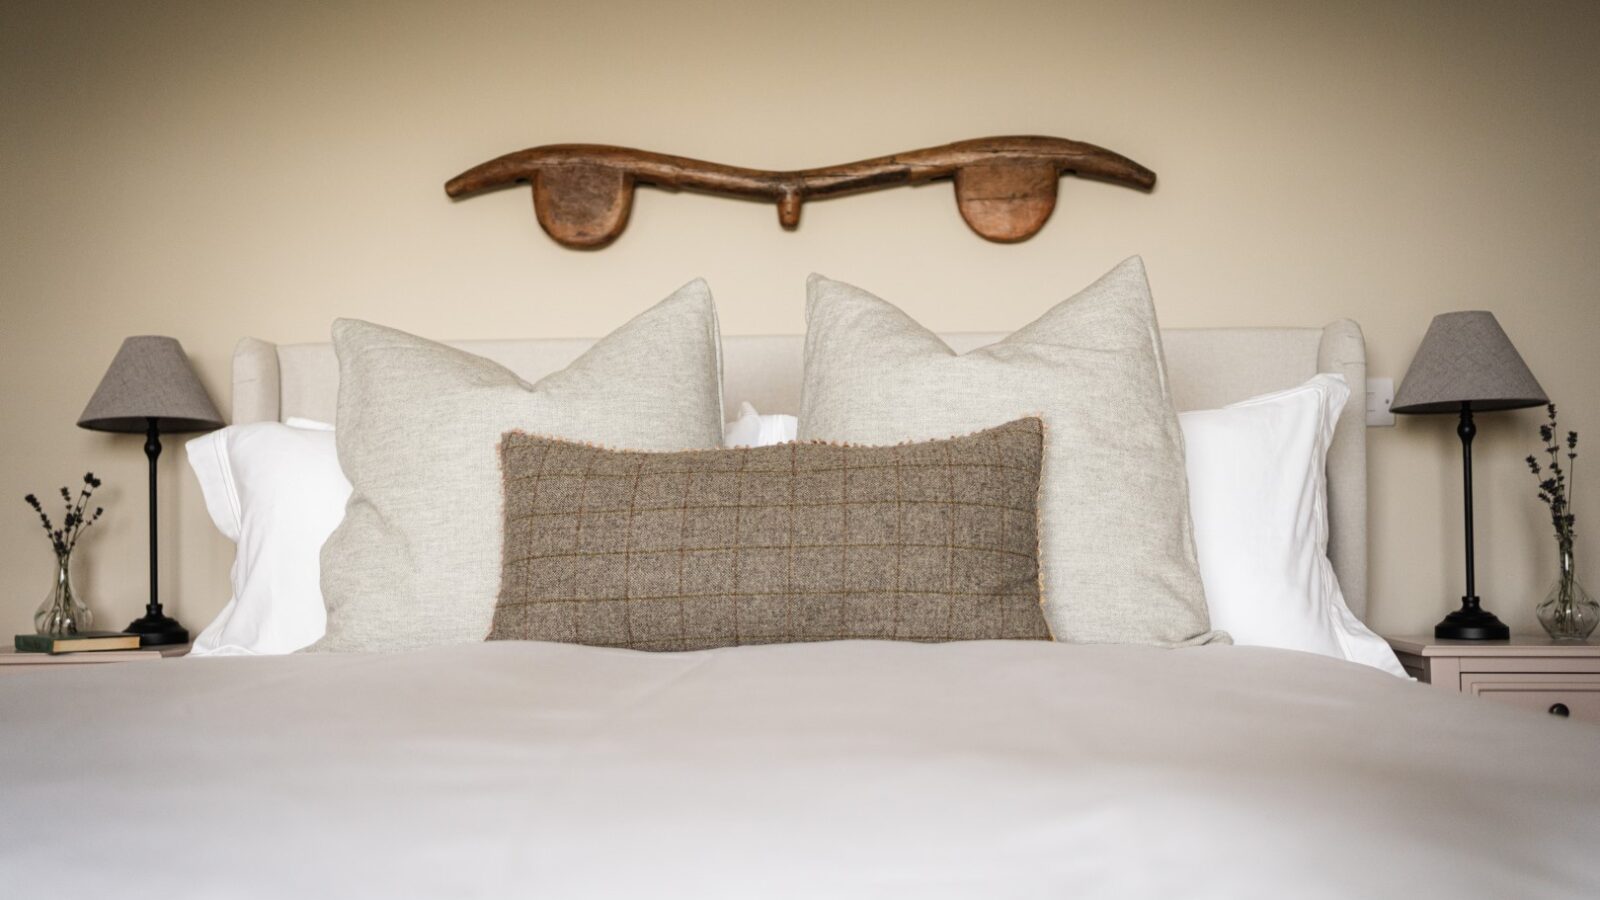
left=1434, top=403, right=1510, bottom=641
left=123, top=417, right=189, bottom=647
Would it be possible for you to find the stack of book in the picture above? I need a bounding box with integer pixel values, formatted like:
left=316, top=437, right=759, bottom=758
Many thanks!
left=2, top=632, right=180, bottom=668
left=14, top=632, right=142, bottom=654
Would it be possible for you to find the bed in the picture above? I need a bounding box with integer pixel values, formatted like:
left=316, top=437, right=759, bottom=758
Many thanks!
left=3, top=318, right=1598, bottom=899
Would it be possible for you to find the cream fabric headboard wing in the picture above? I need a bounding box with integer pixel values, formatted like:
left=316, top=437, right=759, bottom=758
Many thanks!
left=230, top=322, right=1367, bottom=619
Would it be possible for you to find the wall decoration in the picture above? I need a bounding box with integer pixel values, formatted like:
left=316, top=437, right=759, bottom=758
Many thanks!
left=444, top=136, right=1156, bottom=248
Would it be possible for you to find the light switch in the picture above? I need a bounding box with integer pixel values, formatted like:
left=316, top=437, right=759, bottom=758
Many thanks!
left=1366, top=377, right=1395, bottom=427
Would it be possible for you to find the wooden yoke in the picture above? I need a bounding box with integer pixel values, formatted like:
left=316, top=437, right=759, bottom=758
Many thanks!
left=444, top=136, right=1156, bottom=248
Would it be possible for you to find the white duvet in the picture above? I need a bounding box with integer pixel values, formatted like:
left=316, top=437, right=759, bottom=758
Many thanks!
left=2, top=640, right=1596, bottom=899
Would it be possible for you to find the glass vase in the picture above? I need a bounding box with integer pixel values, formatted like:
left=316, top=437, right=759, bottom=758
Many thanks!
left=34, top=551, right=93, bottom=637
left=1536, top=546, right=1599, bottom=641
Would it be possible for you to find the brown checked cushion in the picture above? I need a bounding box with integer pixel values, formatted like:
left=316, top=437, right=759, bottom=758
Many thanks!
left=489, top=418, right=1051, bottom=651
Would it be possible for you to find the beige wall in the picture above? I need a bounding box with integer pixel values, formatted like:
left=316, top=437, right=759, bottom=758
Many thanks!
left=3, top=0, right=1597, bottom=641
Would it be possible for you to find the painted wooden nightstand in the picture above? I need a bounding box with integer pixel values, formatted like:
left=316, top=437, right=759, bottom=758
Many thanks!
left=1385, top=635, right=1600, bottom=723
left=0, top=643, right=189, bottom=675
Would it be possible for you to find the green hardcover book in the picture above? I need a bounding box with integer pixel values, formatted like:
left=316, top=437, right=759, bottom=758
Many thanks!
left=14, top=632, right=142, bottom=654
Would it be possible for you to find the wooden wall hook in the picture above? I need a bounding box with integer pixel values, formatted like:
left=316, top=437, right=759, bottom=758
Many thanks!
left=445, top=136, right=1155, bottom=249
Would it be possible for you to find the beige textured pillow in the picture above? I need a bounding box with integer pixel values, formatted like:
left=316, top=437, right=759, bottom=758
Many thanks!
left=315, top=281, right=725, bottom=652
left=489, top=419, right=1051, bottom=650
left=799, top=257, right=1223, bottom=647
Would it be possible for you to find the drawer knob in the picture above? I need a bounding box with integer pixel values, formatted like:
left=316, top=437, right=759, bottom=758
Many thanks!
left=1549, top=703, right=1571, bottom=718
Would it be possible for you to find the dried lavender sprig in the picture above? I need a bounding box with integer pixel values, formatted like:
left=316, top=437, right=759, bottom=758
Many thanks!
left=1530, top=405, right=1578, bottom=550
left=22, top=472, right=104, bottom=557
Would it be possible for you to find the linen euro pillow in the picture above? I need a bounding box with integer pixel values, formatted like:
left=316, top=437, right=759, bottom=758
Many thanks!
left=489, top=419, right=1051, bottom=650
left=315, top=280, right=725, bottom=652
left=799, top=257, right=1221, bottom=646
left=1181, top=374, right=1405, bottom=675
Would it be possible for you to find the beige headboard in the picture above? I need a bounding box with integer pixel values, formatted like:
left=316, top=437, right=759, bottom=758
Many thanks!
left=232, top=323, right=1368, bottom=619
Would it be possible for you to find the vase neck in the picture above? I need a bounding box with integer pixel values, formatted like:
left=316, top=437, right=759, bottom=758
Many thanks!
left=1560, top=545, right=1575, bottom=581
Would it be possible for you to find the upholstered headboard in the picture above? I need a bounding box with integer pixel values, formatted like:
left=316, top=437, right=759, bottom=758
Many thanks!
left=231, top=322, right=1368, bottom=619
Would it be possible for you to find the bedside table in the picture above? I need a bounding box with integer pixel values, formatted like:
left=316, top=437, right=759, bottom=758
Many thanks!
left=0, top=643, right=189, bottom=675
left=1385, top=635, right=1600, bottom=723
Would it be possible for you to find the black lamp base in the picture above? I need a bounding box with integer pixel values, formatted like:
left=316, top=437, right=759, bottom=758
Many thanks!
left=125, top=610, right=189, bottom=647
left=1434, top=598, right=1510, bottom=641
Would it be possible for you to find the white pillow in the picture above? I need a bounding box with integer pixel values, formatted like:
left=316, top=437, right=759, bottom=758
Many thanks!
left=186, top=419, right=349, bottom=656
left=1181, top=374, right=1405, bottom=676
left=723, top=402, right=797, bottom=447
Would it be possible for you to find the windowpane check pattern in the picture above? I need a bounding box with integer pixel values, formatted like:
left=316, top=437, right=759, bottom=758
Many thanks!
left=489, top=418, right=1051, bottom=651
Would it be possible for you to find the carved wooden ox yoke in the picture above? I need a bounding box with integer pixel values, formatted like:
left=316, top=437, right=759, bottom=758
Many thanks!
left=444, top=136, right=1156, bottom=248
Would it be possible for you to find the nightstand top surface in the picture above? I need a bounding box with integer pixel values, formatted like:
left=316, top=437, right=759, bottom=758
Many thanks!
left=1385, top=634, right=1600, bottom=658
left=0, top=643, right=190, bottom=664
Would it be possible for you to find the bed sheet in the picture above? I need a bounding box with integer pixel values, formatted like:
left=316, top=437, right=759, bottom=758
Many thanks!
left=2, top=640, right=1595, bottom=899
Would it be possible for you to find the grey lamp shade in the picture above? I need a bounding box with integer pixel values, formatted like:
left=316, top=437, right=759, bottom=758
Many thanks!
left=1391, top=311, right=1547, bottom=415
left=78, top=336, right=224, bottom=434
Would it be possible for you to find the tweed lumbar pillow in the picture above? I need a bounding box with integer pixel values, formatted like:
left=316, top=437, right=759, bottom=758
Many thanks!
left=315, top=280, right=726, bottom=652
left=799, top=257, right=1222, bottom=647
left=488, top=418, right=1051, bottom=650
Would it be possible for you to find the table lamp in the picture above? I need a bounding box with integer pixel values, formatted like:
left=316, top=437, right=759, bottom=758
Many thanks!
left=78, top=336, right=224, bottom=646
left=1393, top=311, right=1547, bottom=640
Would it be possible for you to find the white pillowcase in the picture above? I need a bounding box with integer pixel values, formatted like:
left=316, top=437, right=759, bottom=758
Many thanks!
left=186, top=419, right=349, bottom=656
left=1181, top=375, right=1405, bottom=676
left=723, top=402, right=797, bottom=447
